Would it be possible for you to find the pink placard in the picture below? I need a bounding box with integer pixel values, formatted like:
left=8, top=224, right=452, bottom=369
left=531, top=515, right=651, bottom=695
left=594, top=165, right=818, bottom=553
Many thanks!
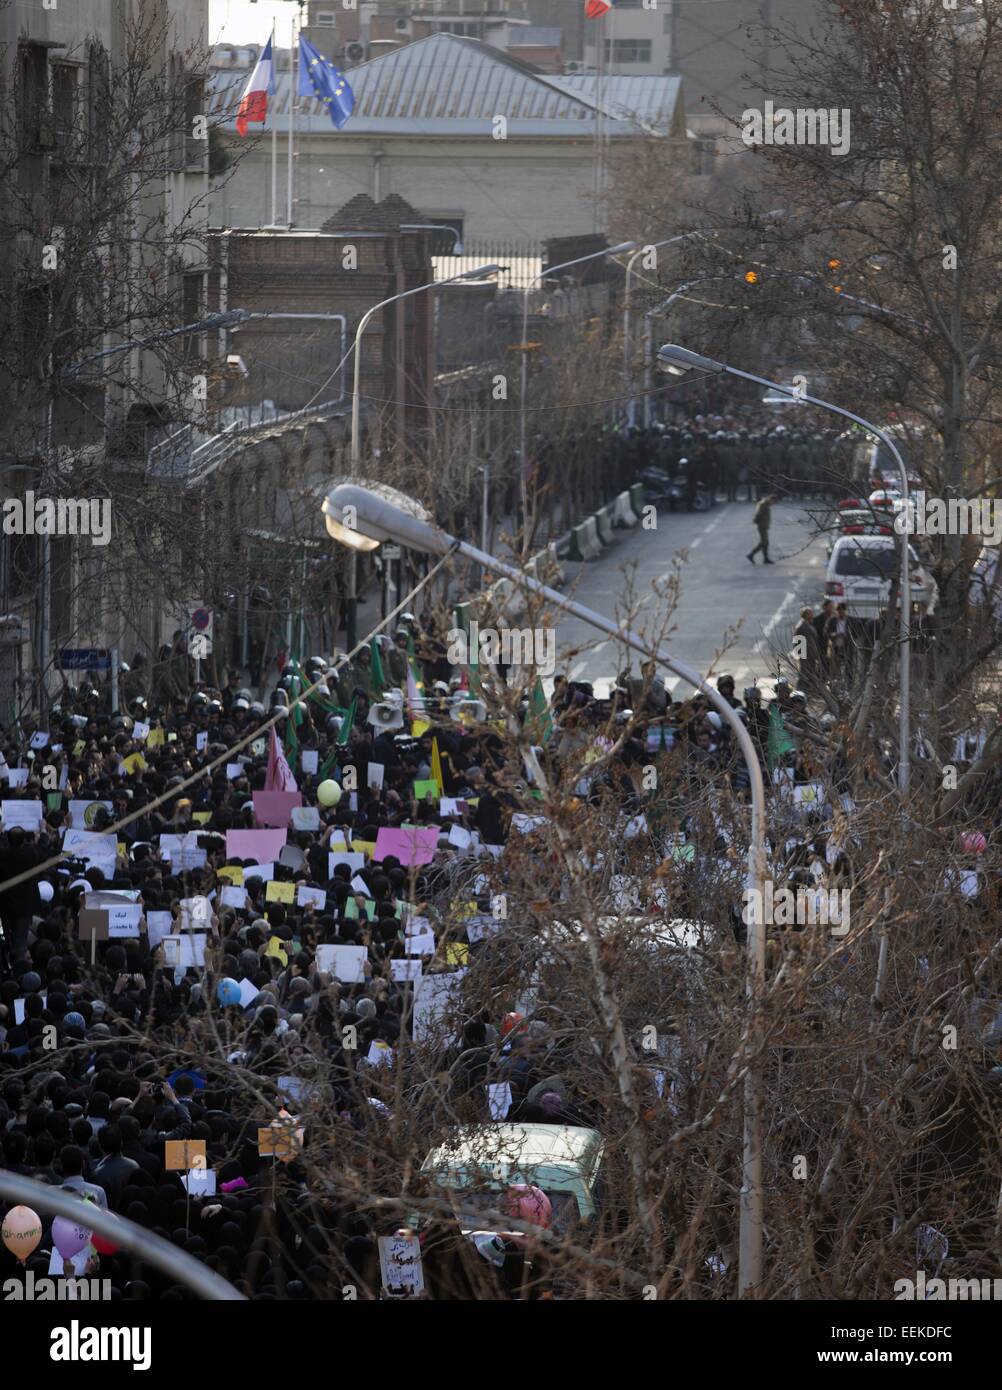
left=252, top=791, right=303, bottom=828
left=226, top=829, right=288, bottom=862
left=375, top=825, right=441, bottom=866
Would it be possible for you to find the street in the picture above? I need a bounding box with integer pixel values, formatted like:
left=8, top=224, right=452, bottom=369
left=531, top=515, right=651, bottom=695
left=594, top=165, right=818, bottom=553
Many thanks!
left=554, top=500, right=828, bottom=696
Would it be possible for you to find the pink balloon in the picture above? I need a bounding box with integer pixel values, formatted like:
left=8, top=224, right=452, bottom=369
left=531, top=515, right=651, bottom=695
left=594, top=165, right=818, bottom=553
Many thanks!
left=2, top=1205, right=43, bottom=1263
left=52, top=1214, right=92, bottom=1260
left=505, top=1184, right=553, bottom=1229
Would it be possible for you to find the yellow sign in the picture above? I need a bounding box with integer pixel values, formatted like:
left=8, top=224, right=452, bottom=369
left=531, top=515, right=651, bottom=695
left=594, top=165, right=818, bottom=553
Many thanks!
left=122, top=752, right=147, bottom=774
left=353, top=840, right=376, bottom=857
left=217, top=865, right=244, bottom=885
left=264, top=936, right=288, bottom=964
left=445, top=942, right=469, bottom=967
left=265, top=880, right=295, bottom=904
left=147, top=727, right=166, bottom=748
left=192, top=811, right=211, bottom=826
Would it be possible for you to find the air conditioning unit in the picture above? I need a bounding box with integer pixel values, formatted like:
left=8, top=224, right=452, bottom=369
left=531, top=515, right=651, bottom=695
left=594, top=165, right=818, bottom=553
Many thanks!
left=564, top=60, right=583, bottom=74
left=394, top=17, right=412, bottom=33
left=344, top=41, right=366, bottom=63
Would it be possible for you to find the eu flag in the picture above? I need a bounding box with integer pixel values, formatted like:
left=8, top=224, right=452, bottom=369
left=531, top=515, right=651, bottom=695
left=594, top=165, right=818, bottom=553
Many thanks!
left=298, top=35, right=354, bottom=129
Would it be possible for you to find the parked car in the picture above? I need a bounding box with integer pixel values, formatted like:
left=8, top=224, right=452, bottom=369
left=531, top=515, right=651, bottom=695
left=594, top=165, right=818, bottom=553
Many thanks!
left=825, top=534, right=937, bottom=619
left=421, top=1123, right=606, bottom=1236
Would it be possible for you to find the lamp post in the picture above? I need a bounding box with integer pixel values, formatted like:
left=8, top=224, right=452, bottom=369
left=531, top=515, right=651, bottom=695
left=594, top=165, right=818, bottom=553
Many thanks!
left=623, top=235, right=713, bottom=426
left=344, top=263, right=501, bottom=646
left=320, top=478, right=770, bottom=1295
left=518, top=242, right=636, bottom=546
left=657, top=343, right=912, bottom=795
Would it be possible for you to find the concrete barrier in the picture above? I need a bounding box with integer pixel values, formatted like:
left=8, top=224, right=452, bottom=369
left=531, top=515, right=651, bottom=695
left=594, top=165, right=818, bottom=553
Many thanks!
left=629, top=482, right=646, bottom=521
left=595, top=507, right=616, bottom=546
left=614, top=490, right=638, bottom=528
left=566, top=521, right=602, bottom=561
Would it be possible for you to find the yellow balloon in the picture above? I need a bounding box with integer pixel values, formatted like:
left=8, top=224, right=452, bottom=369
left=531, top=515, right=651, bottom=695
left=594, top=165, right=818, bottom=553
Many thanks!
left=2, top=1205, right=42, bottom=1263
left=317, top=779, right=342, bottom=807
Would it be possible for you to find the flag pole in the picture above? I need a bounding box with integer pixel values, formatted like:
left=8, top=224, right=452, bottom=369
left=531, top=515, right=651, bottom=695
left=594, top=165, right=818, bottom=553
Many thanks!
left=287, top=2, right=299, bottom=227
left=270, top=19, right=277, bottom=226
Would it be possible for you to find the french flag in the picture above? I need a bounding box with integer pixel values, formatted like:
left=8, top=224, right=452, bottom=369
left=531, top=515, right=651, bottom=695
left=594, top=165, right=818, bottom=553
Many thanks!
left=236, top=35, right=274, bottom=137
left=584, top=0, right=613, bottom=16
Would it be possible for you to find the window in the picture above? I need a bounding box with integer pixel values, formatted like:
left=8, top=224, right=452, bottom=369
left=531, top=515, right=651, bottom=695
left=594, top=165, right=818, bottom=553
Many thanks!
left=605, top=39, right=652, bottom=64
left=52, top=64, right=79, bottom=148
left=316, top=11, right=336, bottom=25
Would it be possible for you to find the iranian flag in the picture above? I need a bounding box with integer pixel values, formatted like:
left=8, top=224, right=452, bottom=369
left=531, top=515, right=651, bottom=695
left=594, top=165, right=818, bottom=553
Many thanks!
left=584, top=0, right=613, bottom=17
left=236, top=36, right=274, bottom=137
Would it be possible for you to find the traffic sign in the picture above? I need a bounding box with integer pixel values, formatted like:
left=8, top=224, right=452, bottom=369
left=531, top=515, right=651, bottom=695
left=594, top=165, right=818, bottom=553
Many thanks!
left=187, top=602, right=213, bottom=656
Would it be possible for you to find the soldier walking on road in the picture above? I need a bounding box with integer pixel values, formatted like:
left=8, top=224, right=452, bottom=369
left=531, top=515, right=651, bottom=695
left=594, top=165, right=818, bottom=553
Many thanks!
left=747, top=495, right=778, bottom=564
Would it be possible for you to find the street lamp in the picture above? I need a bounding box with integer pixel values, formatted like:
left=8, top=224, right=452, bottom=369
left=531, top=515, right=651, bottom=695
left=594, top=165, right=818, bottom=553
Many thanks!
left=622, top=235, right=713, bottom=426
left=320, top=478, right=769, bottom=1296
left=517, top=242, right=636, bottom=545
left=657, top=343, right=913, bottom=796
left=400, top=224, right=465, bottom=254
left=344, top=263, right=502, bottom=646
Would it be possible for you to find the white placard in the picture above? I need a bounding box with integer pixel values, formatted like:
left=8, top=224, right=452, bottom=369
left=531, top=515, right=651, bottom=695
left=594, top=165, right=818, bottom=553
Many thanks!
left=366, top=1040, right=394, bottom=1067
left=405, top=932, right=436, bottom=957
left=404, top=916, right=431, bottom=937
left=413, top=971, right=466, bottom=1041
left=315, top=943, right=367, bottom=983
left=366, top=762, right=385, bottom=791
left=171, top=847, right=208, bottom=871
left=179, top=896, right=212, bottom=932
left=181, top=1168, right=217, bottom=1196
left=63, top=827, right=117, bottom=874
left=291, top=806, right=321, bottom=831
left=466, top=918, right=502, bottom=944
left=68, top=800, right=113, bottom=830
left=225, top=763, right=244, bottom=781
left=220, top=885, right=248, bottom=910
left=390, top=958, right=422, bottom=982
left=329, top=852, right=364, bottom=875
left=448, top=824, right=474, bottom=851
left=296, top=884, right=326, bottom=910
left=132, top=721, right=151, bottom=741
left=106, top=903, right=142, bottom=938
left=146, top=911, right=173, bottom=948
left=2, top=800, right=43, bottom=831
left=350, top=874, right=371, bottom=897
left=29, top=732, right=49, bottom=750
left=439, top=797, right=464, bottom=817
left=244, top=862, right=274, bottom=882
left=300, top=750, right=319, bottom=775
left=195, top=731, right=208, bottom=751
left=488, top=1082, right=512, bottom=1120
left=4, top=768, right=29, bottom=789
left=238, top=978, right=260, bottom=1010
left=378, top=1235, right=425, bottom=1297
left=793, top=782, right=825, bottom=806
left=511, top=813, right=547, bottom=834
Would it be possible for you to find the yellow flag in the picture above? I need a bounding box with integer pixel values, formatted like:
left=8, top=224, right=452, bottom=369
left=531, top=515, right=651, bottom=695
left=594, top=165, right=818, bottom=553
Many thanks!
left=122, top=752, right=147, bottom=774
left=411, top=719, right=430, bottom=737
left=431, top=737, right=444, bottom=795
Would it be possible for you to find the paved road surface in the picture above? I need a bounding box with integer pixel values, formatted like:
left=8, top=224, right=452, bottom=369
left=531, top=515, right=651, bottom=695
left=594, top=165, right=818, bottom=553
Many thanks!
left=549, top=499, right=830, bottom=698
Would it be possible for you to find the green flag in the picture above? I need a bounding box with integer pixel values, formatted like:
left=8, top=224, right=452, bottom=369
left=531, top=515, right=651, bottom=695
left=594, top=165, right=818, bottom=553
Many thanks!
left=453, top=603, right=482, bottom=694
left=370, top=639, right=386, bottom=698
left=528, top=677, right=553, bottom=747
left=337, top=694, right=356, bottom=747
left=767, top=703, right=796, bottom=772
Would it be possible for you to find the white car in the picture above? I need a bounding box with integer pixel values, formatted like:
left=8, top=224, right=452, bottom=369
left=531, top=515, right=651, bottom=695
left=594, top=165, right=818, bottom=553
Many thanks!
left=826, top=534, right=937, bottom=620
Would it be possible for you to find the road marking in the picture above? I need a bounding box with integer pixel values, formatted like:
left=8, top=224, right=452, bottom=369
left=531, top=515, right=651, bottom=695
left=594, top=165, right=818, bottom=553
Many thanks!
left=753, top=589, right=798, bottom=654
